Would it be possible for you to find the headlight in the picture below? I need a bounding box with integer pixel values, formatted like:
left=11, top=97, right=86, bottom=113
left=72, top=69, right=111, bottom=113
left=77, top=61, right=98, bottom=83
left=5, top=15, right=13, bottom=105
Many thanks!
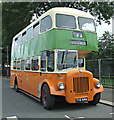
left=59, top=82, right=65, bottom=90
left=96, top=82, right=101, bottom=88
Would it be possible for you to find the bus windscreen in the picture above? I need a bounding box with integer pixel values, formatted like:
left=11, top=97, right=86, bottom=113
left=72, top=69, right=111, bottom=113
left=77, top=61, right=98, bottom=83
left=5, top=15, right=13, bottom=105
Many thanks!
left=78, top=17, right=96, bottom=32
left=57, top=50, right=78, bottom=70
left=56, top=14, right=76, bottom=29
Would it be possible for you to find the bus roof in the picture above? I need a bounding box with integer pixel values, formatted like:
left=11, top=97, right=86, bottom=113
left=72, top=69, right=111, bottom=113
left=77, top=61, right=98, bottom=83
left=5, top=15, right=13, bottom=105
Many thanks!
left=47, top=7, right=94, bottom=18
left=13, top=7, right=94, bottom=40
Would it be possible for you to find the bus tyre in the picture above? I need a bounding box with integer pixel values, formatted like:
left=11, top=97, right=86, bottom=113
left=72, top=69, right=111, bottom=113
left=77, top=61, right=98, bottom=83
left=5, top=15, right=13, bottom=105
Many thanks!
left=14, top=79, right=19, bottom=92
left=88, top=93, right=101, bottom=105
left=42, top=84, right=55, bottom=110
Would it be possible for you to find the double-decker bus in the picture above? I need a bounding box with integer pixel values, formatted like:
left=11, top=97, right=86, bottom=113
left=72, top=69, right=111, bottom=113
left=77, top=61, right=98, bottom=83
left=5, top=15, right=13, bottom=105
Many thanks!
left=10, top=7, right=104, bottom=109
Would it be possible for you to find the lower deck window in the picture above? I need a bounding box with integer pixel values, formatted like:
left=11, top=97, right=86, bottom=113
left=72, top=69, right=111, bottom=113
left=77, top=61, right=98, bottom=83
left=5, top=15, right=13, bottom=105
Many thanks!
left=13, top=61, right=16, bottom=69
left=21, top=60, right=25, bottom=70
left=17, top=61, right=21, bottom=70
left=25, top=59, right=31, bottom=70
left=47, top=51, right=54, bottom=72
left=31, top=58, right=39, bottom=70
left=41, top=52, right=46, bottom=71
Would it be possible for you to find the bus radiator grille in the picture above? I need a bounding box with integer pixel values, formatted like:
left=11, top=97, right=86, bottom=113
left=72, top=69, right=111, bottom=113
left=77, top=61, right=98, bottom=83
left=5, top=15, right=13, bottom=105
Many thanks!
left=73, top=77, right=89, bottom=93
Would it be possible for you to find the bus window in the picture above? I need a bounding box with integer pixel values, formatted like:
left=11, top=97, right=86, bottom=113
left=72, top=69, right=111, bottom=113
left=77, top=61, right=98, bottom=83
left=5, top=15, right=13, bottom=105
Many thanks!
left=33, top=22, right=39, bottom=36
left=41, top=52, right=46, bottom=71
left=13, top=61, right=16, bottom=69
left=47, top=51, right=54, bottom=72
left=15, top=37, right=18, bottom=46
left=17, top=60, right=21, bottom=70
left=41, top=16, right=52, bottom=32
left=18, top=35, right=22, bottom=44
left=56, top=14, right=76, bottom=29
left=78, top=58, right=84, bottom=67
left=27, top=27, right=33, bottom=40
left=78, top=17, right=96, bottom=32
left=21, top=60, right=25, bottom=70
left=22, top=31, right=26, bottom=42
left=31, top=57, right=39, bottom=71
left=57, top=50, right=78, bottom=70
left=25, top=59, right=31, bottom=70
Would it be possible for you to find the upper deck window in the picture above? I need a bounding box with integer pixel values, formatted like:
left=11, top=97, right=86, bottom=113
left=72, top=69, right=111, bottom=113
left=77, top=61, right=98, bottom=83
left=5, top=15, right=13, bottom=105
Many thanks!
left=33, top=22, right=39, bottom=36
left=22, top=31, right=26, bottom=42
left=56, top=14, right=76, bottom=29
left=41, top=16, right=52, bottom=33
left=18, top=35, right=22, bottom=43
left=78, top=17, right=96, bottom=32
left=27, top=27, right=33, bottom=40
left=15, top=38, right=18, bottom=46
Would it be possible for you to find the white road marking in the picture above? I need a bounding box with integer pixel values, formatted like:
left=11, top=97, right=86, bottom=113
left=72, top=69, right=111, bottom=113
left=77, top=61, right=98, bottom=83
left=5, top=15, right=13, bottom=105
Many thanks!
left=6, top=116, right=18, bottom=120
left=65, top=115, right=85, bottom=120
left=65, top=115, right=73, bottom=120
left=110, top=113, right=114, bottom=115
left=10, top=86, right=14, bottom=89
left=78, top=116, right=85, bottom=119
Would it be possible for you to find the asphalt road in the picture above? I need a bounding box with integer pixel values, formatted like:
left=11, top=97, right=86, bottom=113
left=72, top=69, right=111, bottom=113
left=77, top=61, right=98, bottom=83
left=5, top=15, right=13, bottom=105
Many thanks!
left=1, top=78, right=113, bottom=119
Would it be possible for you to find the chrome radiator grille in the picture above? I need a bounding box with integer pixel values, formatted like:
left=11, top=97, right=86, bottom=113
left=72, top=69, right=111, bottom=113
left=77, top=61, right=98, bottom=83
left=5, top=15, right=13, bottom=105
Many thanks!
left=73, top=77, right=89, bottom=93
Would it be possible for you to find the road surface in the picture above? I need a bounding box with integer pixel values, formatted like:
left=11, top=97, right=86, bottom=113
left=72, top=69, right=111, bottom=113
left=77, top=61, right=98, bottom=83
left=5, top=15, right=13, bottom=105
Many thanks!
left=1, top=78, right=113, bottom=119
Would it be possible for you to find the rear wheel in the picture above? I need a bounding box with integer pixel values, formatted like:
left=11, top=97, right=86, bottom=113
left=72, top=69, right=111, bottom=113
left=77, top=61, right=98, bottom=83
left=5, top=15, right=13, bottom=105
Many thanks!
left=88, top=93, right=101, bottom=105
left=41, top=84, right=55, bottom=110
left=14, top=78, right=19, bottom=92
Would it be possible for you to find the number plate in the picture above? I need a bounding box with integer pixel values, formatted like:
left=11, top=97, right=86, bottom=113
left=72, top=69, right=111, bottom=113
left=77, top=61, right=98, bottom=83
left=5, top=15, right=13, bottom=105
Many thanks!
left=76, top=98, right=88, bottom=102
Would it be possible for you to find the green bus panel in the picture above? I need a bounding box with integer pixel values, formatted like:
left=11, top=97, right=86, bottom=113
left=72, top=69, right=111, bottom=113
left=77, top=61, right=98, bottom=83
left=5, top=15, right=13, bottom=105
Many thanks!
left=54, top=29, right=98, bottom=51
left=12, top=29, right=98, bottom=60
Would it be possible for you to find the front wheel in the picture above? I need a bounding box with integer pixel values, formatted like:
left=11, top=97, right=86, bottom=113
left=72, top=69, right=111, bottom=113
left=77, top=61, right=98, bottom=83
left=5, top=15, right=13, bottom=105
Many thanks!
left=41, top=84, right=55, bottom=110
left=88, top=93, right=101, bottom=105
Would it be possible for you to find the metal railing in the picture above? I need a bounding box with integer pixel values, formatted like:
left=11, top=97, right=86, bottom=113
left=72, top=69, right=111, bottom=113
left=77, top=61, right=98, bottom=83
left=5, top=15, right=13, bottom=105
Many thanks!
left=86, top=58, right=114, bottom=86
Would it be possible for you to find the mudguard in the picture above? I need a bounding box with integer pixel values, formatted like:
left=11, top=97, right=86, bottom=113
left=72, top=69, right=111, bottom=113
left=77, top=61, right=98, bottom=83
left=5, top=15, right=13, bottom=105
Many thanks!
left=38, top=79, right=65, bottom=98
left=93, top=78, right=104, bottom=96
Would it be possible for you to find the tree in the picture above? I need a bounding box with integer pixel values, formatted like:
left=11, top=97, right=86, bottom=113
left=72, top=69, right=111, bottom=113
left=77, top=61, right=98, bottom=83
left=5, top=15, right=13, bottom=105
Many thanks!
left=86, top=31, right=114, bottom=59
left=98, top=31, right=114, bottom=58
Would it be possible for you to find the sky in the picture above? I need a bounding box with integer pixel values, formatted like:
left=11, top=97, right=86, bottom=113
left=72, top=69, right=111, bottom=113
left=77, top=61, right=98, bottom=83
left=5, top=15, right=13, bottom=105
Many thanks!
left=96, top=18, right=112, bottom=38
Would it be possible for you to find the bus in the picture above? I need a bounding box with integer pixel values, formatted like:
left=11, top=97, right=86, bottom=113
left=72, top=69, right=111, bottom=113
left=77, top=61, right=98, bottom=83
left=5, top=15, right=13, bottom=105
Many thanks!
left=10, top=7, right=104, bottom=110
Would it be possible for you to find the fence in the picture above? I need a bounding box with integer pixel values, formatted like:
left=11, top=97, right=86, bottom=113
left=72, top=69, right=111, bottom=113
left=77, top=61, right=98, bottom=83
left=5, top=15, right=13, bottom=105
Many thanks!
left=1, top=66, right=10, bottom=77
left=86, top=58, right=114, bottom=86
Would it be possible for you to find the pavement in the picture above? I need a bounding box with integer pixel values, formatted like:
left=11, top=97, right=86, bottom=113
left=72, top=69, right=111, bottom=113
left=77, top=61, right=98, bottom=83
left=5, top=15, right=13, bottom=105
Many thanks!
left=100, top=87, right=114, bottom=107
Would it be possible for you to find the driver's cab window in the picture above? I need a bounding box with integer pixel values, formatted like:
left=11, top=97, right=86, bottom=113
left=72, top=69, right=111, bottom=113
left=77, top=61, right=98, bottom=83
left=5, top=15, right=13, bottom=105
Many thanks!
left=41, top=52, right=46, bottom=71
left=78, top=58, right=84, bottom=67
left=47, top=51, right=54, bottom=72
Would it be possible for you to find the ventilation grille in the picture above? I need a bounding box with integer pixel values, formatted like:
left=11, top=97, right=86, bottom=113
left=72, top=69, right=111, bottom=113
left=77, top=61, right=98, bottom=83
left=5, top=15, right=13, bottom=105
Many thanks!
left=73, top=77, right=89, bottom=93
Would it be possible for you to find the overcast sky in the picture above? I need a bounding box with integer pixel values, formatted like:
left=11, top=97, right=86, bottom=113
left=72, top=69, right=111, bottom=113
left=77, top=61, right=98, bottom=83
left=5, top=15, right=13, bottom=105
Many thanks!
left=96, top=18, right=112, bottom=38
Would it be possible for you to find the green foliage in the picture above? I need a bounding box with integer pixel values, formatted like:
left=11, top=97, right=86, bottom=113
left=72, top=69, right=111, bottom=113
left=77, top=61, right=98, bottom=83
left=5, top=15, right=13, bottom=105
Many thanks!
left=27, top=2, right=113, bottom=25
left=86, top=31, right=114, bottom=59
left=98, top=31, right=114, bottom=58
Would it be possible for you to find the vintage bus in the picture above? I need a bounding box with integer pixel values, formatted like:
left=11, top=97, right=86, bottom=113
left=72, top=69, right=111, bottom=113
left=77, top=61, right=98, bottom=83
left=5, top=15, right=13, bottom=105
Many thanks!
left=10, top=7, right=104, bottom=109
